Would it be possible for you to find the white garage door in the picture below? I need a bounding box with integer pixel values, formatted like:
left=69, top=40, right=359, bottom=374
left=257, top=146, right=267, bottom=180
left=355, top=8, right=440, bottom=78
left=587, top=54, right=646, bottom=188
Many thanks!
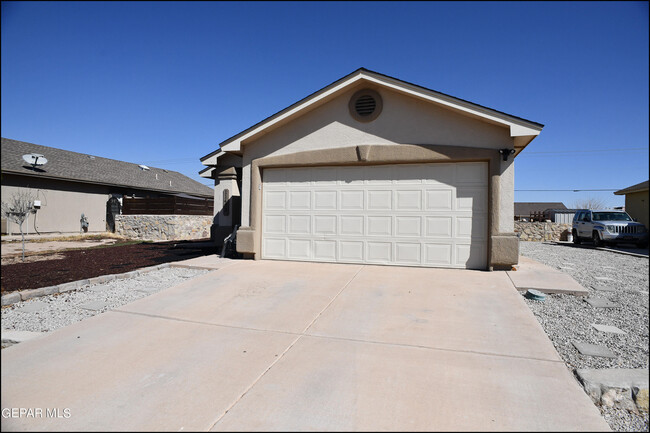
left=261, top=162, right=488, bottom=269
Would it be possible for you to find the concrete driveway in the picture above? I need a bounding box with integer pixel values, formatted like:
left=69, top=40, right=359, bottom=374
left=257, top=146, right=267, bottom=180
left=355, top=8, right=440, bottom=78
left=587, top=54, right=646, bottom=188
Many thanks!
left=1, top=260, right=609, bottom=431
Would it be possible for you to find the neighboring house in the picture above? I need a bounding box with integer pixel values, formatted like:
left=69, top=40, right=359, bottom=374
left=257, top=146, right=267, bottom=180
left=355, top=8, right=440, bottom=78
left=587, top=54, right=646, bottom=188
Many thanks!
left=1, top=138, right=213, bottom=234
left=200, top=68, right=544, bottom=270
left=614, top=180, right=649, bottom=229
left=514, top=202, right=573, bottom=222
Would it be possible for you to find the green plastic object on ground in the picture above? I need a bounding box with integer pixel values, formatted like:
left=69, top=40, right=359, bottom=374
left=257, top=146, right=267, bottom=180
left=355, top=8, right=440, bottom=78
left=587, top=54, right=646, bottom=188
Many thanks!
left=525, top=289, right=546, bottom=301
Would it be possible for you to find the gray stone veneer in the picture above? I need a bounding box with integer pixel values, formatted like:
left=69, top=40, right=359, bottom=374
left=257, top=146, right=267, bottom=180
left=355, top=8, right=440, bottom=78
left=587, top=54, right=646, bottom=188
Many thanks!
left=515, top=221, right=571, bottom=242
left=114, top=215, right=213, bottom=241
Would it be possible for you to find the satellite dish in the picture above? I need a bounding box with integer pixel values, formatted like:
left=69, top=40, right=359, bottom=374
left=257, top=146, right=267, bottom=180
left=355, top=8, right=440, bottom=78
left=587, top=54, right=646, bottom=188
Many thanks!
left=138, top=164, right=150, bottom=171
left=22, top=153, right=48, bottom=167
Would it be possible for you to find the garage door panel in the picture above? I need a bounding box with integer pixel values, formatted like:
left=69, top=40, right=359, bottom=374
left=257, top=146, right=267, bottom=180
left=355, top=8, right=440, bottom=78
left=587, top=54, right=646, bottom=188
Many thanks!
left=314, top=215, right=336, bottom=235
left=311, top=167, right=338, bottom=185
left=456, top=216, right=487, bottom=240
left=423, top=163, right=455, bottom=185
left=456, top=243, right=486, bottom=270
left=314, top=191, right=337, bottom=210
left=264, top=169, right=287, bottom=184
left=395, top=243, right=421, bottom=264
left=340, top=216, right=364, bottom=235
left=337, top=167, right=365, bottom=185
left=367, top=216, right=392, bottom=236
left=263, top=163, right=487, bottom=269
left=424, top=244, right=453, bottom=265
left=456, top=187, right=487, bottom=212
left=367, top=190, right=392, bottom=210
left=286, top=168, right=312, bottom=184
left=425, top=190, right=453, bottom=211
left=367, top=242, right=392, bottom=262
left=395, top=190, right=422, bottom=210
left=288, top=215, right=311, bottom=235
left=265, top=191, right=286, bottom=210
left=340, top=190, right=364, bottom=210
left=396, top=217, right=421, bottom=237
left=314, top=240, right=336, bottom=261
left=339, top=241, right=364, bottom=261
left=263, top=238, right=287, bottom=258
left=456, top=162, right=487, bottom=184
left=425, top=216, right=452, bottom=238
left=287, top=239, right=311, bottom=259
left=264, top=215, right=286, bottom=234
left=289, top=191, right=311, bottom=210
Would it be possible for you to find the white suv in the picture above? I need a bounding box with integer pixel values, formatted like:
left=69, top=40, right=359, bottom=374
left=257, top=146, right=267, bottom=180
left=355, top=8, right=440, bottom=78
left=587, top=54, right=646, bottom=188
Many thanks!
left=572, top=209, right=648, bottom=248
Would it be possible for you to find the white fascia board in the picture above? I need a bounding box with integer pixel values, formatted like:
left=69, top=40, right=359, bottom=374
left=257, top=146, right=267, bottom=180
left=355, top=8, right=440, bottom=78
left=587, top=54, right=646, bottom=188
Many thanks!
left=201, top=150, right=223, bottom=166
left=199, top=167, right=215, bottom=178
left=510, top=123, right=542, bottom=137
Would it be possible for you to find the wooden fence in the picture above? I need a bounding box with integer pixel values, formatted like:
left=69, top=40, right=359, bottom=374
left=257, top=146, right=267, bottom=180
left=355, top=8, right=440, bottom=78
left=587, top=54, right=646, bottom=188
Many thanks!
left=122, top=196, right=213, bottom=216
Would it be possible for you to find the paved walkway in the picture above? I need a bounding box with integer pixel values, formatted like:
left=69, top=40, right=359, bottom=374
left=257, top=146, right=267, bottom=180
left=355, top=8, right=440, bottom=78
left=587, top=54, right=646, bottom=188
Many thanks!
left=1, top=259, right=609, bottom=431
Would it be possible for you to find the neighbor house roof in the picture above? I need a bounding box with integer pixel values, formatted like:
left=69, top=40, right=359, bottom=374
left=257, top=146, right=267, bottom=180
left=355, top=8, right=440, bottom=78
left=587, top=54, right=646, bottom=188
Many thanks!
left=514, top=202, right=567, bottom=216
left=201, top=67, right=544, bottom=165
left=1, top=138, right=213, bottom=198
left=614, top=180, right=649, bottom=195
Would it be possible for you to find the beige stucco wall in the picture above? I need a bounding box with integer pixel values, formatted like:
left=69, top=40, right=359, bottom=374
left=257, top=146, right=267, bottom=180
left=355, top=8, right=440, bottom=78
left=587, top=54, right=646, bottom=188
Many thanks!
left=239, top=85, right=514, bottom=226
left=1, top=175, right=110, bottom=234
left=625, top=191, right=649, bottom=229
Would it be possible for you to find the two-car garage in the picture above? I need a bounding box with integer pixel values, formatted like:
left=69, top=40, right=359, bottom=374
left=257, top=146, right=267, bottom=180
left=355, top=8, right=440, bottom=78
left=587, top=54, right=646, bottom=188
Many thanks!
left=201, top=68, right=543, bottom=270
left=261, top=162, right=488, bottom=269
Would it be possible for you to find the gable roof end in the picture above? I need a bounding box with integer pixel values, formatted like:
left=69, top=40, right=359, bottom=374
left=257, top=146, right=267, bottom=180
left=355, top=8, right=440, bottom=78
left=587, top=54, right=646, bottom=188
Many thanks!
left=201, top=67, right=544, bottom=163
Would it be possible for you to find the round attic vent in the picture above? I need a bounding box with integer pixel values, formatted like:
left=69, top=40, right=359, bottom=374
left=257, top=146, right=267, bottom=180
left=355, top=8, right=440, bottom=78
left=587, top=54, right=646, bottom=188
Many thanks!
left=349, top=89, right=382, bottom=122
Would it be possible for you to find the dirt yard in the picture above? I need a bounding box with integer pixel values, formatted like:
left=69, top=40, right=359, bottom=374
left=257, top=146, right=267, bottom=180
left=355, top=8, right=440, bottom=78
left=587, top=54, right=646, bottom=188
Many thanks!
left=1, top=239, right=218, bottom=293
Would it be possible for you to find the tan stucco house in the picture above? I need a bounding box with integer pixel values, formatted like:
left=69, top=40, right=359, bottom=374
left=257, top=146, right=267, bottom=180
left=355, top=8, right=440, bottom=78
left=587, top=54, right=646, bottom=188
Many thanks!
left=200, top=68, right=544, bottom=270
left=614, top=180, right=649, bottom=229
left=1, top=138, right=213, bottom=234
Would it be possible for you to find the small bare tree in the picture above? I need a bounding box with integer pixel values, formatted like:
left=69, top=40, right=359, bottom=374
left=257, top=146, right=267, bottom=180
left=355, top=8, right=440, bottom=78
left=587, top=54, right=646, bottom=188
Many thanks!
left=572, top=196, right=608, bottom=210
left=1, top=189, right=36, bottom=261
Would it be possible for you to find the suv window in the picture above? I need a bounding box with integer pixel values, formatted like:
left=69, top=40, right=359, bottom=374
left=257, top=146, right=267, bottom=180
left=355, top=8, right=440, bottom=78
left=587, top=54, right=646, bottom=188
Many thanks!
left=593, top=212, right=633, bottom=222
left=580, top=212, right=591, bottom=222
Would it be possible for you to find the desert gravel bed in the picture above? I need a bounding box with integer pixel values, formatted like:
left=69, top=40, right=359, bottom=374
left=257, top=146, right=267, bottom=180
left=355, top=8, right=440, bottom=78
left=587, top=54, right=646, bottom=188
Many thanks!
left=1, top=266, right=208, bottom=335
left=519, top=241, right=649, bottom=432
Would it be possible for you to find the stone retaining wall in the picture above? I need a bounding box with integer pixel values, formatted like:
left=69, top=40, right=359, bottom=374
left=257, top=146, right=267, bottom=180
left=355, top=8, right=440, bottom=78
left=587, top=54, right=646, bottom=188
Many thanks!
left=515, top=221, right=572, bottom=241
left=114, top=215, right=213, bottom=241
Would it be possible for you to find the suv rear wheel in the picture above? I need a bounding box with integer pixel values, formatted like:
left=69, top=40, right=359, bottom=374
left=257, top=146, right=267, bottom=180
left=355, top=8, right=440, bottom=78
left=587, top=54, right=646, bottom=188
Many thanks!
left=592, top=231, right=603, bottom=247
left=572, top=229, right=581, bottom=244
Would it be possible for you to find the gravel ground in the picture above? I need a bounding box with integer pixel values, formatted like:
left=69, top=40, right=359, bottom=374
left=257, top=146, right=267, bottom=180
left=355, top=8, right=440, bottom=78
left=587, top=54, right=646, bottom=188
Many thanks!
left=1, top=266, right=208, bottom=336
left=519, top=241, right=649, bottom=432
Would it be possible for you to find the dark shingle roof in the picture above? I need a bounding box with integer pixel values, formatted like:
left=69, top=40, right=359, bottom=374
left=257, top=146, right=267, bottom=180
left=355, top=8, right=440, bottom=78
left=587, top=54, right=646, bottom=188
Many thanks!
left=1, top=138, right=213, bottom=198
left=515, top=202, right=567, bottom=216
left=614, top=180, right=649, bottom=195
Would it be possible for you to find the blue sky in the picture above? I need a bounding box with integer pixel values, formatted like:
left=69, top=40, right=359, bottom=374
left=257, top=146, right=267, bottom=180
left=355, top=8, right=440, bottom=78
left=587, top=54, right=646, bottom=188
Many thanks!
left=2, top=1, right=648, bottom=208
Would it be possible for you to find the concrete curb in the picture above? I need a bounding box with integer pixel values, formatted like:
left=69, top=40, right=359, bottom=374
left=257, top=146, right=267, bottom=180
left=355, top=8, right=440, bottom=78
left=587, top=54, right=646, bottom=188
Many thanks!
left=1, top=263, right=178, bottom=307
